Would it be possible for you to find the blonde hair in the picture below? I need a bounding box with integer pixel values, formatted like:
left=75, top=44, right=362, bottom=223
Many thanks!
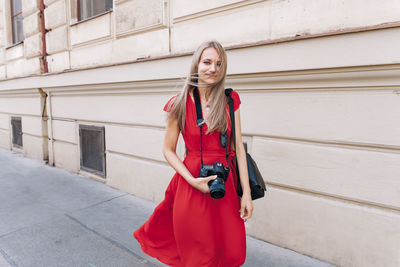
left=167, top=40, right=228, bottom=134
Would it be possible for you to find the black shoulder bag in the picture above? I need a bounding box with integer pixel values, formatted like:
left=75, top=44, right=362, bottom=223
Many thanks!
left=225, top=88, right=267, bottom=200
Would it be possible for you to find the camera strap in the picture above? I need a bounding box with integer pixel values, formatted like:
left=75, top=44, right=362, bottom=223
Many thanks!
left=225, top=88, right=236, bottom=153
left=225, top=88, right=239, bottom=188
left=193, top=88, right=230, bottom=168
left=193, top=87, right=205, bottom=168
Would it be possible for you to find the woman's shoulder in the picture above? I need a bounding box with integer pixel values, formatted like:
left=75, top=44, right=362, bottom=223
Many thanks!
left=163, top=94, right=180, bottom=112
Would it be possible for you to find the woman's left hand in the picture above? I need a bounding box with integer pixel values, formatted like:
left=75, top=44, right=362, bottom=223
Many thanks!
left=239, top=194, right=253, bottom=221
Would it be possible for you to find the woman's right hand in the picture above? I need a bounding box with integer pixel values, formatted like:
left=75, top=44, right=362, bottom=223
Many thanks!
left=189, top=175, right=217, bottom=193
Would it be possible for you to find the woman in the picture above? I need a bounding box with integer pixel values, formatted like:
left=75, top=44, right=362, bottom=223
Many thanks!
left=134, top=40, right=253, bottom=267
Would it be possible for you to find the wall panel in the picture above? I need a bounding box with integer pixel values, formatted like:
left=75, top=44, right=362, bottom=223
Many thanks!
left=252, top=137, right=400, bottom=209
left=107, top=152, right=174, bottom=204
left=239, top=90, right=400, bottom=147
left=173, top=0, right=244, bottom=19
left=0, top=113, right=9, bottom=129
left=115, top=0, right=166, bottom=35
left=70, top=13, right=111, bottom=46
left=171, top=3, right=270, bottom=53
left=50, top=93, right=173, bottom=127
left=248, top=187, right=400, bottom=267
left=53, top=141, right=79, bottom=172
left=22, top=116, right=43, bottom=136
left=0, top=129, right=10, bottom=149
left=23, top=134, right=45, bottom=162
left=106, top=125, right=165, bottom=162
left=52, top=120, right=76, bottom=143
left=0, top=96, right=41, bottom=115
left=112, top=29, right=169, bottom=63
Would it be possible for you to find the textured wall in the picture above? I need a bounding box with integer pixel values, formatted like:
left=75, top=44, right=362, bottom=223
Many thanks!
left=2, top=0, right=399, bottom=79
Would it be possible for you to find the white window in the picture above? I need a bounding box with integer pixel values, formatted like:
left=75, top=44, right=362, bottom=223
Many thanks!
left=10, top=0, right=24, bottom=44
left=77, top=0, right=113, bottom=22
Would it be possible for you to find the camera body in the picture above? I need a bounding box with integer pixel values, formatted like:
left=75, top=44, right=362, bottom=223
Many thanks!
left=199, top=162, right=230, bottom=199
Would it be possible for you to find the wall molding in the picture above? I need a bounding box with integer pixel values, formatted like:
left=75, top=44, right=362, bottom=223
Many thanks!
left=12, top=64, right=400, bottom=96
left=51, top=116, right=165, bottom=131
left=53, top=138, right=77, bottom=146
left=227, top=65, right=400, bottom=91
left=70, top=35, right=113, bottom=49
left=251, top=134, right=400, bottom=155
left=107, top=149, right=169, bottom=166
left=23, top=132, right=47, bottom=139
left=116, top=24, right=168, bottom=39
left=0, top=88, right=41, bottom=97
left=1, top=26, right=399, bottom=88
left=267, top=184, right=400, bottom=215
left=0, top=112, right=42, bottom=118
left=173, top=0, right=266, bottom=24
left=0, top=64, right=399, bottom=96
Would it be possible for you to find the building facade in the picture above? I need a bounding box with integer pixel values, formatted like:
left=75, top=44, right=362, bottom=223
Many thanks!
left=0, top=0, right=400, bottom=266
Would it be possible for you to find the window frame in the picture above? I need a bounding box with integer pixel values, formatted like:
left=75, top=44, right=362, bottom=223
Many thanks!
left=79, top=124, right=106, bottom=178
left=11, top=116, right=23, bottom=148
left=75, top=0, right=113, bottom=24
left=9, top=0, right=24, bottom=45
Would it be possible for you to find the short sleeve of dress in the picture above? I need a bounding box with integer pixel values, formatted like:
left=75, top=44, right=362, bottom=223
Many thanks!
left=230, top=90, right=241, bottom=111
left=163, top=95, right=178, bottom=112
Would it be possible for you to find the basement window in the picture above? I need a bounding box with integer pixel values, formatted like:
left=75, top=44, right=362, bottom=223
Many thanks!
left=11, top=117, right=23, bottom=148
left=77, top=0, right=113, bottom=22
left=79, top=125, right=106, bottom=177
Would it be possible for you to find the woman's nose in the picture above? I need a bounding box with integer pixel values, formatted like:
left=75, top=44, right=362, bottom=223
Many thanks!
left=210, top=63, right=216, bottom=72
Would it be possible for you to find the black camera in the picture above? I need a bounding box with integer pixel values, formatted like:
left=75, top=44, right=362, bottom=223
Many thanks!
left=199, top=162, right=230, bottom=199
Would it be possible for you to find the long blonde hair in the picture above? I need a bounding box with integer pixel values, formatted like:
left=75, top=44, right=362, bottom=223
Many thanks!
left=167, top=40, right=228, bottom=134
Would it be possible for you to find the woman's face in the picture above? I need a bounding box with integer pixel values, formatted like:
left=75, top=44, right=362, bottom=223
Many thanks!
left=197, top=47, right=222, bottom=86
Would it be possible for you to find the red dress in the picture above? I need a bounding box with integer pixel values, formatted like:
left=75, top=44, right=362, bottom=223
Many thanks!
left=133, top=90, right=246, bottom=267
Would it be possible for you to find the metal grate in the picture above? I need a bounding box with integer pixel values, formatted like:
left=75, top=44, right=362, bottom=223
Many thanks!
left=11, top=117, right=23, bottom=148
left=79, top=125, right=106, bottom=177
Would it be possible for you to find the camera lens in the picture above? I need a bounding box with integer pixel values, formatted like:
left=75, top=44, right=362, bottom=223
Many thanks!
left=209, top=178, right=225, bottom=199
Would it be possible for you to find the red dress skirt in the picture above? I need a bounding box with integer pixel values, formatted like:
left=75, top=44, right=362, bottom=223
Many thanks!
left=133, top=90, right=246, bottom=267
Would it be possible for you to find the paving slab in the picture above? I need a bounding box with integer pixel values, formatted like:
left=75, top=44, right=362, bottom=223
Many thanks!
left=68, top=194, right=162, bottom=266
left=0, top=251, right=11, bottom=267
left=0, top=215, right=151, bottom=267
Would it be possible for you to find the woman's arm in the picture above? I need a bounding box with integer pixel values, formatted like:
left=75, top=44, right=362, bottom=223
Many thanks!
left=234, top=108, right=254, bottom=220
left=163, top=115, right=216, bottom=193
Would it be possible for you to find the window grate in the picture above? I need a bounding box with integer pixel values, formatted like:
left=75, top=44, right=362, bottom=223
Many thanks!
left=79, top=125, right=106, bottom=177
left=11, top=117, right=23, bottom=148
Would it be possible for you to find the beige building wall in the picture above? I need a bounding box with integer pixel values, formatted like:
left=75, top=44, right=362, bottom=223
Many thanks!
left=0, top=1, right=400, bottom=266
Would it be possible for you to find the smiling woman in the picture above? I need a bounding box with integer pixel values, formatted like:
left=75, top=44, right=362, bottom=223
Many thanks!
left=133, top=40, right=253, bottom=267
left=166, top=41, right=230, bottom=136
left=198, top=47, right=222, bottom=85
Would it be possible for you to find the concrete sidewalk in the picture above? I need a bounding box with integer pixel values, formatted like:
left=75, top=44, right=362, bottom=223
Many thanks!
left=0, top=148, right=334, bottom=267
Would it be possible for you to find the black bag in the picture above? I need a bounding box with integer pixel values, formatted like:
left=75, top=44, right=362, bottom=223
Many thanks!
left=225, top=88, right=266, bottom=200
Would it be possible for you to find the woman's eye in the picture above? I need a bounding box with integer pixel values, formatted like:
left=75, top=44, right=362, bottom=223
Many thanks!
left=217, top=62, right=222, bottom=67
left=203, top=61, right=210, bottom=65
